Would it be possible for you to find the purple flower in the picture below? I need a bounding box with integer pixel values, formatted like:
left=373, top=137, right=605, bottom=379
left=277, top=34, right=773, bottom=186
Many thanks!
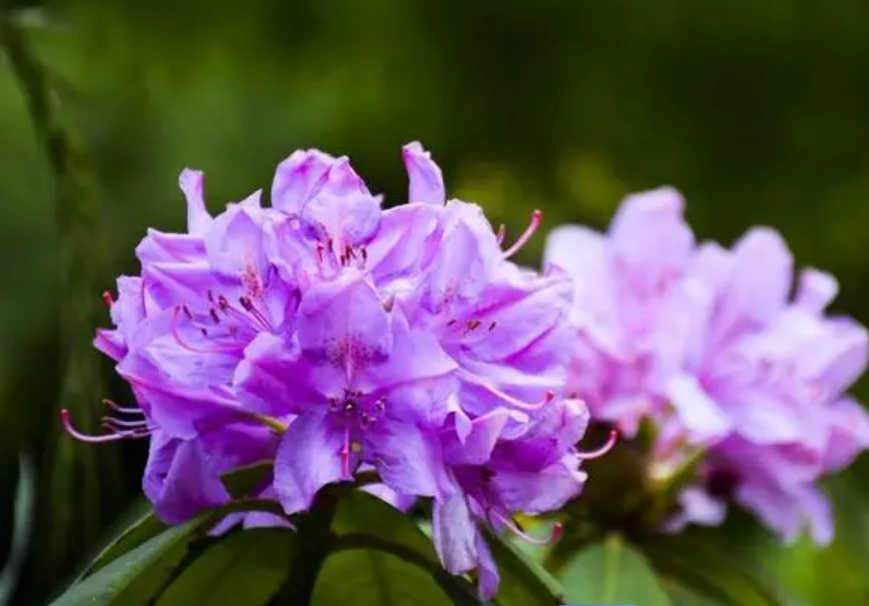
left=545, top=187, right=869, bottom=544
left=68, top=142, right=592, bottom=599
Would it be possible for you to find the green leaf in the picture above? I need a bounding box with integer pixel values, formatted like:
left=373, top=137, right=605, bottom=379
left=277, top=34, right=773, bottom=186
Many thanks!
left=484, top=529, right=563, bottom=606
left=331, top=492, right=493, bottom=604
left=50, top=499, right=286, bottom=605
left=662, top=579, right=721, bottom=606
left=48, top=516, right=201, bottom=606
left=78, top=506, right=167, bottom=579
left=312, top=548, right=453, bottom=606
left=642, top=538, right=785, bottom=606
left=155, top=528, right=295, bottom=606
left=220, top=461, right=272, bottom=499
left=332, top=490, right=439, bottom=566
left=559, top=534, right=671, bottom=606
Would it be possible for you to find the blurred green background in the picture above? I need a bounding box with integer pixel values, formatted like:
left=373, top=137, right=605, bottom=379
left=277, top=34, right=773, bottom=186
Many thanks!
left=1, top=1, right=867, bottom=604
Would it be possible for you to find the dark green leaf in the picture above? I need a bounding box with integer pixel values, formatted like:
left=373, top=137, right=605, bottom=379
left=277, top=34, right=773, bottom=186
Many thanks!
left=312, top=548, right=453, bottom=606
left=661, top=577, right=721, bottom=606
left=559, top=534, right=671, bottom=606
left=331, top=490, right=439, bottom=567
left=78, top=506, right=167, bottom=580
left=331, top=492, right=494, bottom=604
left=220, top=461, right=273, bottom=499
left=155, top=528, right=295, bottom=606
left=50, top=499, right=287, bottom=605
left=484, top=529, right=563, bottom=606
left=48, top=517, right=201, bottom=606
left=642, top=538, right=786, bottom=606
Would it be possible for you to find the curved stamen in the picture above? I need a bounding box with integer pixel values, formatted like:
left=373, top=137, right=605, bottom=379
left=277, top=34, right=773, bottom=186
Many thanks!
left=491, top=510, right=563, bottom=545
left=60, top=409, right=152, bottom=443
left=101, top=416, right=149, bottom=429
left=456, top=368, right=553, bottom=411
left=577, top=429, right=618, bottom=460
left=103, top=399, right=144, bottom=415
left=502, top=209, right=541, bottom=259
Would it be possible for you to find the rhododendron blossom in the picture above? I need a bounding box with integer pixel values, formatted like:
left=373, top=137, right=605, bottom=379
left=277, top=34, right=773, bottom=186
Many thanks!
left=64, top=142, right=604, bottom=598
left=544, top=187, right=869, bottom=544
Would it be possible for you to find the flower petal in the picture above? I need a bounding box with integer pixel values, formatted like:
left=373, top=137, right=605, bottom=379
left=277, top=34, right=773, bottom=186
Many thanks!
left=179, top=168, right=212, bottom=235
left=274, top=413, right=346, bottom=514
left=432, top=494, right=478, bottom=574
left=403, top=141, right=445, bottom=205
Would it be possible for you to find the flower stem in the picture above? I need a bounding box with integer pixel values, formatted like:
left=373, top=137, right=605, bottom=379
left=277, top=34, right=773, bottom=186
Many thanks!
left=270, top=490, right=339, bottom=605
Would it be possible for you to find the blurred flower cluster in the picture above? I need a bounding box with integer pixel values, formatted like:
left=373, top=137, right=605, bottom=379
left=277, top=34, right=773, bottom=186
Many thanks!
left=65, top=144, right=869, bottom=596
left=545, top=188, right=869, bottom=544
left=68, top=143, right=597, bottom=598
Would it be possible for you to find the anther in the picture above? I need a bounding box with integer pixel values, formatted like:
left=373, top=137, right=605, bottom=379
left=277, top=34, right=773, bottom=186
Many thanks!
left=101, top=291, right=114, bottom=308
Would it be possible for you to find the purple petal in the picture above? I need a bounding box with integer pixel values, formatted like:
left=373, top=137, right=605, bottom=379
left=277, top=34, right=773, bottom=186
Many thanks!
left=489, top=458, right=584, bottom=514
left=179, top=169, right=212, bottom=235
left=823, top=397, right=869, bottom=471
left=143, top=431, right=229, bottom=524
left=297, top=271, right=393, bottom=375
left=403, top=141, right=445, bottom=205
left=442, top=409, right=510, bottom=465
left=432, top=494, right=478, bottom=574
left=369, top=421, right=451, bottom=499
left=712, top=227, right=793, bottom=342
left=271, top=149, right=339, bottom=214
left=666, top=374, right=731, bottom=442
left=274, top=413, right=346, bottom=514
left=234, top=332, right=339, bottom=417
left=474, top=532, right=500, bottom=600
left=795, top=268, right=838, bottom=313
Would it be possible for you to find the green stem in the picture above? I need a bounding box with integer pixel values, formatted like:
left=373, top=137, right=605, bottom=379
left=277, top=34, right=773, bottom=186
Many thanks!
left=270, top=491, right=339, bottom=605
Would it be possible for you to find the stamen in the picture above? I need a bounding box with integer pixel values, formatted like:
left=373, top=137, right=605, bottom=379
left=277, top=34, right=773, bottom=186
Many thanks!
left=101, top=291, right=114, bottom=308
left=101, top=416, right=148, bottom=429
left=577, top=429, right=618, bottom=460
left=502, top=209, right=541, bottom=259
left=491, top=510, right=563, bottom=545
left=103, top=399, right=144, bottom=415
left=60, top=409, right=152, bottom=443
left=456, top=368, right=553, bottom=411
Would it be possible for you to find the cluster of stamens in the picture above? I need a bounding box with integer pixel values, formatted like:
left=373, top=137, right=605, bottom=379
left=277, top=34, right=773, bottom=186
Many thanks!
left=314, top=237, right=368, bottom=277
left=60, top=399, right=154, bottom=443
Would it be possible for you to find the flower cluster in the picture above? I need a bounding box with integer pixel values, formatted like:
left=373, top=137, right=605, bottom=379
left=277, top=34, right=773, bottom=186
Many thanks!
left=68, top=143, right=601, bottom=597
left=544, top=187, right=869, bottom=544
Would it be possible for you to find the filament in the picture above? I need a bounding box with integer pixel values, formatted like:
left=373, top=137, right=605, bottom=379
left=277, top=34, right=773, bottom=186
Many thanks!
left=456, top=368, right=554, bottom=411
left=502, top=210, right=541, bottom=259
left=577, top=429, right=618, bottom=460
left=491, top=510, right=563, bottom=545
